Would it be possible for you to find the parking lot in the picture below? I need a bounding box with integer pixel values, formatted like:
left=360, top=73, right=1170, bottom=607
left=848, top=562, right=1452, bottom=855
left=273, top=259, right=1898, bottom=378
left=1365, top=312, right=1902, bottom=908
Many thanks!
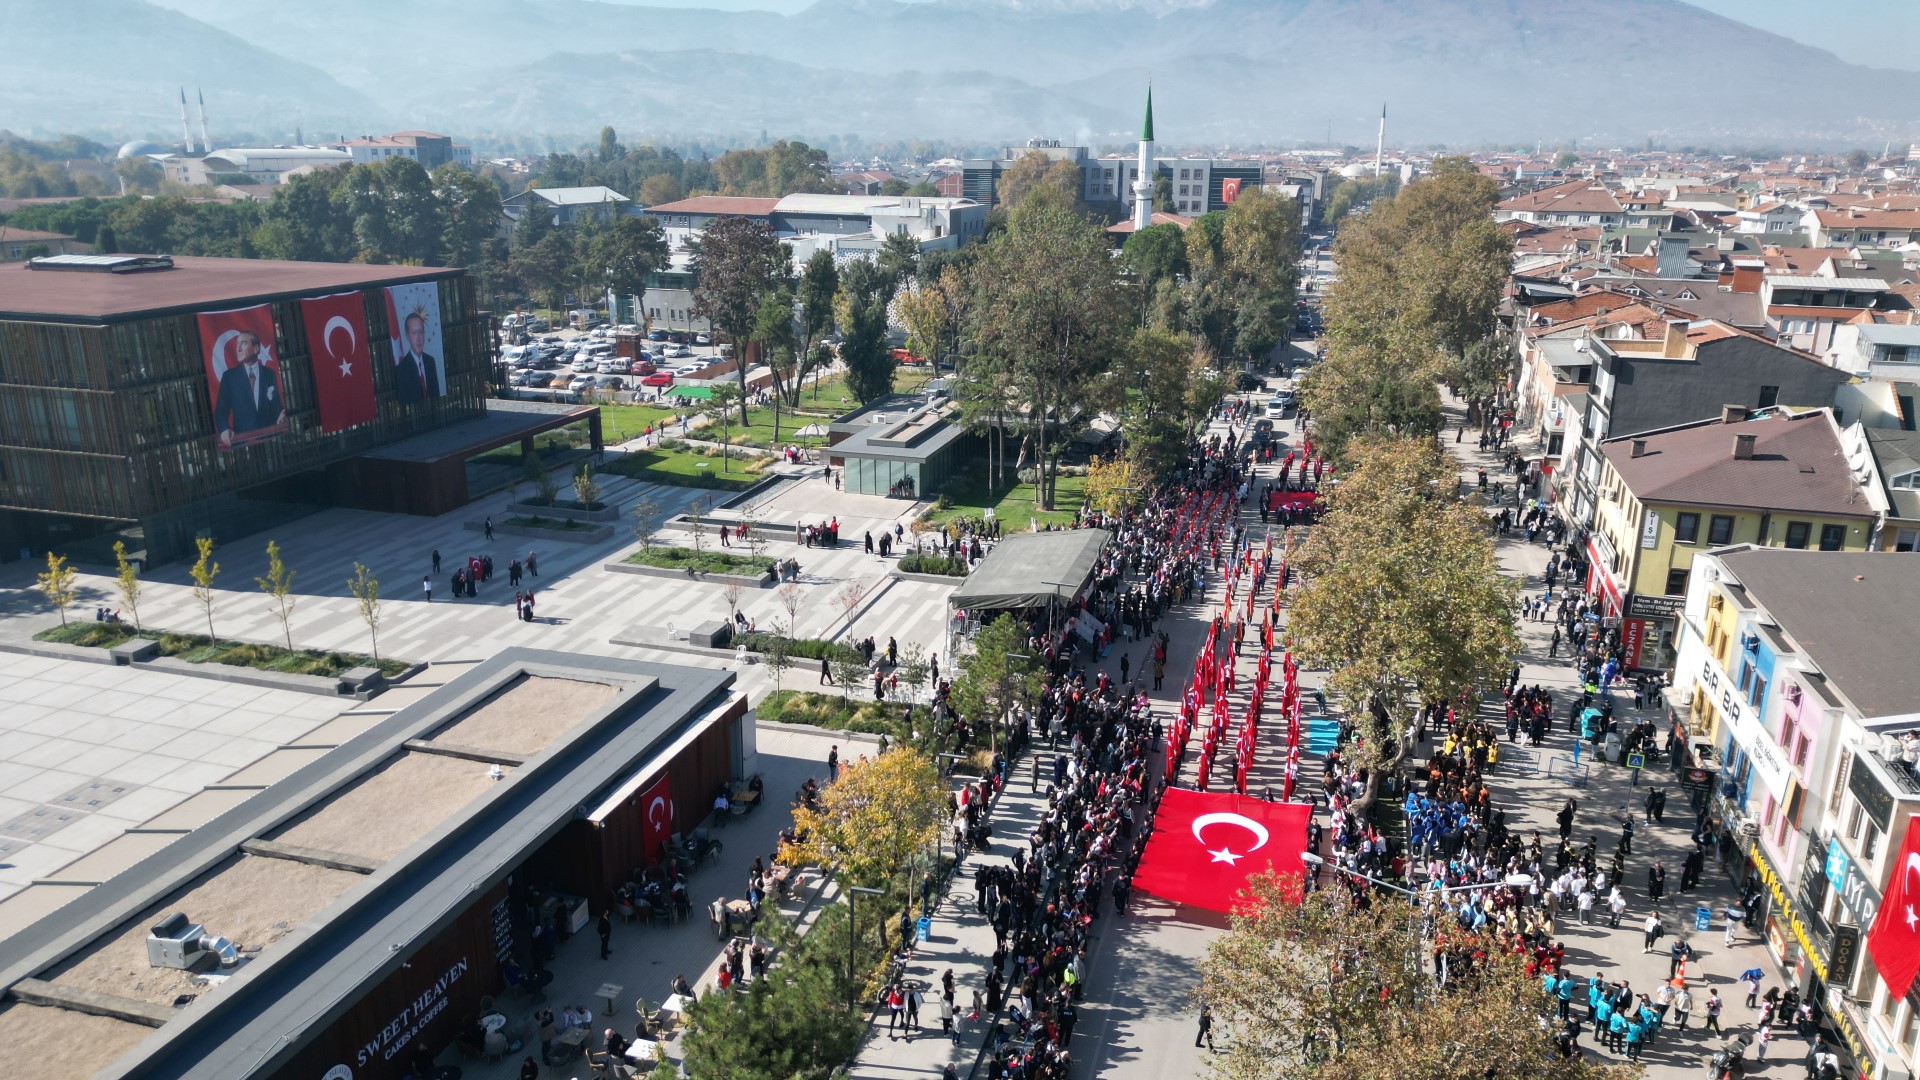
left=497, top=316, right=738, bottom=404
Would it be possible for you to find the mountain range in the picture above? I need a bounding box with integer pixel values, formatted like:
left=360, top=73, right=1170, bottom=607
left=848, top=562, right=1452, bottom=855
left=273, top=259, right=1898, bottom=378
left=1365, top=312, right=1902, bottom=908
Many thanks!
left=8, top=0, right=1917, bottom=148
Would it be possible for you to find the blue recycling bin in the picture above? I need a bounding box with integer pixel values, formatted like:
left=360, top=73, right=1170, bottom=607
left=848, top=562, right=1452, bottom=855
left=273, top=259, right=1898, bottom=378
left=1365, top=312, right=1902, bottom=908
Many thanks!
left=915, top=915, right=931, bottom=943
left=1695, top=904, right=1712, bottom=932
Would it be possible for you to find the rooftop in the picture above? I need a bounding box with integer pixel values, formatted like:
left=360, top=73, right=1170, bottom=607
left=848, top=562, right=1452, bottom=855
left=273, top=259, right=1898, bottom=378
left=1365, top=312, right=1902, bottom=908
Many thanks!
left=1717, top=548, right=1920, bottom=722
left=516, top=186, right=630, bottom=206
left=1600, top=410, right=1869, bottom=517
left=0, top=255, right=458, bottom=324
left=1766, top=275, right=1890, bottom=291
left=644, top=196, right=780, bottom=217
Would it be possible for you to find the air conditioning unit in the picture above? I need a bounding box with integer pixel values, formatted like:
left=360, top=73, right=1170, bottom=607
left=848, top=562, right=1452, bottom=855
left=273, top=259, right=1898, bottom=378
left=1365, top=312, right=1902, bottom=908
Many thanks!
left=1783, top=683, right=1802, bottom=705
left=146, top=912, right=239, bottom=972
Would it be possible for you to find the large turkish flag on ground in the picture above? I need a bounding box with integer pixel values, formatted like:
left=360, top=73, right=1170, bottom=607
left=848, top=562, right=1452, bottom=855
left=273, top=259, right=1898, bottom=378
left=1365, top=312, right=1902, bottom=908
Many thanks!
left=640, top=775, right=674, bottom=864
left=1134, top=788, right=1310, bottom=913
left=1868, top=814, right=1920, bottom=998
left=299, top=292, right=377, bottom=433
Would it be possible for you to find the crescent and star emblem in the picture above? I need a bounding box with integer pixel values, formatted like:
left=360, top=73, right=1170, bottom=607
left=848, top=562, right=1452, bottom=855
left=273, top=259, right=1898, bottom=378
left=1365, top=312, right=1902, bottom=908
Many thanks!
left=1192, top=812, right=1270, bottom=865
left=323, top=315, right=357, bottom=377
left=1903, top=852, right=1920, bottom=931
left=647, top=796, right=669, bottom=832
left=210, top=328, right=240, bottom=378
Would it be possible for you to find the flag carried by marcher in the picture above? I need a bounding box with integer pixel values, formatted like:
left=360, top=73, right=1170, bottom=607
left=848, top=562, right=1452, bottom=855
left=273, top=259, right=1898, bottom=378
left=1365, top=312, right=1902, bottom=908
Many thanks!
left=1133, top=788, right=1310, bottom=913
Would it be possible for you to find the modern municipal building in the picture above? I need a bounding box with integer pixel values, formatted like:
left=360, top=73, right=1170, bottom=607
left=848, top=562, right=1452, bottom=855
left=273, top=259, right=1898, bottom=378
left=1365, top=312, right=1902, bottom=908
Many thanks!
left=0, top=254, right=600, bottom=564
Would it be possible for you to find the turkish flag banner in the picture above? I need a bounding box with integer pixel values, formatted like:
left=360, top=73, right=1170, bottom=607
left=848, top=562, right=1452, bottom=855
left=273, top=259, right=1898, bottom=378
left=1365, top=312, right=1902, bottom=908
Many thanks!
left=1868, top=813, right=1920, bottom=998
left=1134, top=788, right=1310, bottom=913
left=300, top=292, right=377, bottom=433
left=639, top=775, right=674, bottom=865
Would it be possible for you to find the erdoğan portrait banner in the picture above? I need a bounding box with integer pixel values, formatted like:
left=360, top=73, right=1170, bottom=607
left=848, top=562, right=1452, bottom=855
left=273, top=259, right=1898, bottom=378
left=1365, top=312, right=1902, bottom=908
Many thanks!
left=300, top=292, right=378, bottom=434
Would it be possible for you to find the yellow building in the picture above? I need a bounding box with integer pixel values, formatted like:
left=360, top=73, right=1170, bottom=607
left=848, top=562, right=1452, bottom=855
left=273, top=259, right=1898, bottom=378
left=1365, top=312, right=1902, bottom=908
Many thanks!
left=1587, top=407, right=1874, bottom=671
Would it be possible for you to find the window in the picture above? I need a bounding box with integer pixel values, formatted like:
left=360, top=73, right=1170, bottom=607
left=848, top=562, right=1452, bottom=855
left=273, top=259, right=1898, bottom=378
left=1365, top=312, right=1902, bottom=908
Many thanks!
left=1757, top=385, right=1779, bottom=409
left=1749, top=675, right=1766, bottom=709
left=1665, top=568, right=1690, bottom=595
left=1784, top=521, right=1811, bottom=549
left=1708, top=515, right=1735, bottom=545
left=1900, top=395, right=1917, bottom=433
left=1674, top=512, right=1701, bottom=543
left=1819, top=524, right=1846, bottom=551
left=1892, top=472, right=1920, bottom=491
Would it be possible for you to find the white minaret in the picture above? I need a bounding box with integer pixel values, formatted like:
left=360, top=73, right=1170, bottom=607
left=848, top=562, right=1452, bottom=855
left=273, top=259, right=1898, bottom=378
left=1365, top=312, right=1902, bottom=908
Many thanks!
left=178, top=87, right=196, bottom=154
left=1374, top=102, right=1386, bottom=178
left=1131, top=84, right=1155, bottom=231
left=197, top=88, right=212, bottom=152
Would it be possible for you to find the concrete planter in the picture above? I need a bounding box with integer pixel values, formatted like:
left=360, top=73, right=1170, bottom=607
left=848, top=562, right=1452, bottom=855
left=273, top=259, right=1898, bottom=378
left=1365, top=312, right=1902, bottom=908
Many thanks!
left=505, top=500, right=619, bottom=523
left=603, top=560, right=775, bottom=588
left=888, top=568, right=968, bottom=585
left=467, top=520, right=615, bottom=544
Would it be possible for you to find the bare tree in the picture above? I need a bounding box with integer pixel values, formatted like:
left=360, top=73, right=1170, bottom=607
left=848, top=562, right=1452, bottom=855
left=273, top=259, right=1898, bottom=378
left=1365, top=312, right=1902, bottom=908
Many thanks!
left=778, top=581, right=805, bottom=637
left=835, top=579, right=866, bottom=631
left=687, top=495, right=712, bottom=554
left=721, top=581, right=746, bottom=631
left=631, top=495, right=663, bottom=552
left=738, top=501, right=770, bottom=562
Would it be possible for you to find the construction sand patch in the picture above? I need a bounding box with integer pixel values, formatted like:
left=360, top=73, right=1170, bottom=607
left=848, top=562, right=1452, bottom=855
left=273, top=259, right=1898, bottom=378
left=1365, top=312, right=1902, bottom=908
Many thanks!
left=271, top=750, right=501, bottom=863
left=47, top=854, right=357, bottom=1007
left=428, top=674, right=619, bottom=758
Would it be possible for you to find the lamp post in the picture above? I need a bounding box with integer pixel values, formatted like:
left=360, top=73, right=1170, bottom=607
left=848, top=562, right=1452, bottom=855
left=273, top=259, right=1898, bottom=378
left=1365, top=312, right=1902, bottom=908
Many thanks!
left=846, top=885, right=885, bottom=1012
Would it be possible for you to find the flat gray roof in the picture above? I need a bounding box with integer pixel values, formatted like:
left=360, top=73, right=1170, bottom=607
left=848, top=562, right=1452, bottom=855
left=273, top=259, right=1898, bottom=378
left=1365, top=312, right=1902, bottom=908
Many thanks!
left=359, top=398, right=596, bottom=463
left=0, top=650, right=735, bottom=1079
left=1718, top=549, right=1920, bottom=722
left=950, top=529, right=1111, bottom=611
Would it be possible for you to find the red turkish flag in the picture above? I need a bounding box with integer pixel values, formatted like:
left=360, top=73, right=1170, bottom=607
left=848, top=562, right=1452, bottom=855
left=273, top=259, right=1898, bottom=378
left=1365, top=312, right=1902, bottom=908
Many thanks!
left=1868, top=814, right=1920, bottom=998
left=639, top=775, right=674, bottom=865
left=1134, top=788, right=1310, bottom=913
left=299, top=291, right=377, bottom=434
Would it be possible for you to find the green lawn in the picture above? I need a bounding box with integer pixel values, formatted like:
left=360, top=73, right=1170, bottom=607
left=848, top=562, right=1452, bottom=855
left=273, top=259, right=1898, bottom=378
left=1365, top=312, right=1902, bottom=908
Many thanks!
left=923, top=470, right=1086, bottom=530
left=598, top=402, right=683, bottom=442
left=602, top=446, right=763, bottom=490
left=624, top=545, right=775, bottom=575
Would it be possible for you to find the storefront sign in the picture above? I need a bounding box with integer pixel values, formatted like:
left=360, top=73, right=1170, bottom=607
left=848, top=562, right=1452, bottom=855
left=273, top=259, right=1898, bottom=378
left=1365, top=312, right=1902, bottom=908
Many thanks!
left=1628, top=593, right=1684, bottom=619
left=1824, top=988, right=1875, bottom=1078
left=1827, top=838, right=1884, bottom=929
left=1829, top=924, right=1862, bottom=983
left=356, top=956, right=470, bottom=1068
left=1641, top=510, right=1661, bottom=549
left=1848, top=759, right=1895, bottom=830
left=1699, top=657, right=1792, bottom=801
left=1750, top=844, right=1827, bottom=984
left=1621, top=617, right=1647, bottom=670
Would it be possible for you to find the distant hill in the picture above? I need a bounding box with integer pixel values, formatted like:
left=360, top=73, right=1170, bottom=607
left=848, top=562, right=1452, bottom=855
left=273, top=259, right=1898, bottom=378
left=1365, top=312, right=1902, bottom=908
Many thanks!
left=21, top=0, right=1920, bottom=146
left=1, top=0, right=372, bottom=142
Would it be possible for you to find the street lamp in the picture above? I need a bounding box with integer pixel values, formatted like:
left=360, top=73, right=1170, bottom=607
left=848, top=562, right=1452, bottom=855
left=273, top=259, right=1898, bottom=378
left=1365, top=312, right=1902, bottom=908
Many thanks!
left=846, top=885, right=885, bottom=1012
left=1300, top=851, right=1531, bottom=897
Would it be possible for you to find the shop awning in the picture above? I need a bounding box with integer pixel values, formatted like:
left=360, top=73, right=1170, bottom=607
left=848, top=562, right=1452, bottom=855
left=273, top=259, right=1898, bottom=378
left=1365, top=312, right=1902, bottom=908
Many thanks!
left=666, top=386, right=712, bottom=400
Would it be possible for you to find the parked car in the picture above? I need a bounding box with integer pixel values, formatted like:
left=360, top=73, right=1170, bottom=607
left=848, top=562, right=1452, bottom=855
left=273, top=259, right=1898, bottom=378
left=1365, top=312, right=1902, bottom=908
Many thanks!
left=664, top=344, right=692, bottom=359
left=598, top=358, right=631, bottom=375
left=1235, top=371, right=1264, bottom=392
left=546, top=373, right=574, bottom=389
left=1266, top=396, right=1289, bottom=419
left=616, top=323, right=640, bottom=333
left=507, top=370, right=538, bottom=387
left=632, top=359, right=657, bottom=375
left=595, top=375, right=627, bottom=392
left=669, top=330, right=691, bottom=344
left=718, top=343, right=734, bottom=356
left=647, top=328, right=668, bottom=342
left=694, top=332, right=712, bottom=346
left=641, top=371, right=674, bottom=387
left=571, top=355, right=597, bottom=372
left=568, top=374, right=597, bottom=393
left=672, top=363, right=702, bottom=377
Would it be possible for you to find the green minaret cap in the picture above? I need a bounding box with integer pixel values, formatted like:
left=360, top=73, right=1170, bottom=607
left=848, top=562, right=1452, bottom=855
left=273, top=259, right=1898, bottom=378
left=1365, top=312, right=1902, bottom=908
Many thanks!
left=1142, top=85, right=1154, bottom=142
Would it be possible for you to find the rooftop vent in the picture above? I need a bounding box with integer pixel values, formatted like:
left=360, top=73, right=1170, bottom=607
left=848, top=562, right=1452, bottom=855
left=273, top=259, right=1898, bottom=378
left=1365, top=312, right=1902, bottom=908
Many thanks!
left=146, top=912, right=240, bottom=971
left=26, top=254, right=175, bottom=274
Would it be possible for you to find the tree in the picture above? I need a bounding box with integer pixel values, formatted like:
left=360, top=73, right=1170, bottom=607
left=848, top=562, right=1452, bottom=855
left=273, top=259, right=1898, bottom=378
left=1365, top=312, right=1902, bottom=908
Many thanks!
left=111, top=541, right=143, bottom=633
left=790, top=249, right=839, bottom=405
left=702, top=383, right=743, bottom=470
left=586, top=214, right=669, bottom=320
left=631, top=495, right=663, bottom=552
left=762, top=626, right=794, bottom=694
left=1120, top=222, right=1189, bottom=296
left=838, top=259, right=895, bottom=405
left=835, top=579, right=865, bottom=631
left=781, top=747, right=945, bottom=889
left=751, top=286, right=798, bottom=442
left=598, top=125, right=625, bottom=164
left=738, top=501, right=770, bottom=562
left=948, top=614, right=1041, bottom=752
left=189, top=537, right=221, bottom=642
left=1554, top=149, right=1580, bottom=171
left=876, top=231, right=920, bottom=290
left=896, top=269, right=961, bottom=372
left=569, top=461, right=600, bottom=509
left=691, top=216, right=788, bottom=424
left=778, top=581, right=805, bottom=632
left=1084, top=453, right=1138, bottom=518
left=347, top=562, right=384, bottom=661
left=721, top=581, right=746, bottom=630
left=1181, top=190, right=1301, bottom=361
left=1286, top=438, right=1519, bottom=817
left=996, top=151, right=1081, bottom=211
left=525, top=448, right=561, bottom=505
left=679, top=909, right=862, bottom=1080
left=254, top=540, right=298, bottom=651
left=637, top=172, right=684, bottom=207
left=35, top=551, right=77, bottom=626
left=433, top=164, right=505, bottom=270
left=895, top=641, right=930, bottom=705
left=1199, top=873, right=1632, bottom=1080
left=968, top=202, right=1131, bottom=508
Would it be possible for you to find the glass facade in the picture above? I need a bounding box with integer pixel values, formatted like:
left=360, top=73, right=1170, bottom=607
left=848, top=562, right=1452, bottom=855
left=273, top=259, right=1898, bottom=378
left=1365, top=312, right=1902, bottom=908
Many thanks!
left=0, top=271, right=487, bottom=563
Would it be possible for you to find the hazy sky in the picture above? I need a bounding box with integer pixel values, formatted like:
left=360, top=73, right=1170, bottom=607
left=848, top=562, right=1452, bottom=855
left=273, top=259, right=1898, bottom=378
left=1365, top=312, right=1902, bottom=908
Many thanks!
left=608, top=0, right=1920, bottom=70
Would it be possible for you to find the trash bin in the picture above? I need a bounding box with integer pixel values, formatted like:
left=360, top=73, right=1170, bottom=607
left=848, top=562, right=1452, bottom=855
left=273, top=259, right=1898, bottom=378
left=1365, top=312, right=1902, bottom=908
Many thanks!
left=1694, top=904, right=1712, bottom=932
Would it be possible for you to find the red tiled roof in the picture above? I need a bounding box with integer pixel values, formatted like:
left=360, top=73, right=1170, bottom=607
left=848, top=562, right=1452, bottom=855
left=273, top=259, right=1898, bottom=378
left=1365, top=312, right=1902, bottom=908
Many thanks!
left=1497, top=179, right=1624, bottom=215
left=1812, top=209, right=1920, bottom=230
left=0, top=226, right=72, bottom=243
left=1107, top=212, right=1196, bottom=235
